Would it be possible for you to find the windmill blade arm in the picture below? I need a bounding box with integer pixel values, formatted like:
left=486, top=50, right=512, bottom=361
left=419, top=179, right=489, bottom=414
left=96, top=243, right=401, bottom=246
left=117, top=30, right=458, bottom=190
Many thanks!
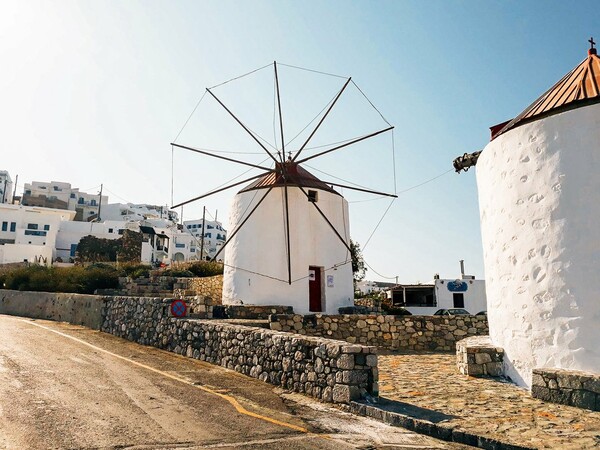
left=283, top=182, right=292, bottom=284
left=171, top=143, right=273, bottom=172
left=320, top=181, right=398, bottom=198
left=292, top=77, right=352, bottom=162
left=211, top=184, right=276, bottom=261
left=171, top=171, right=271, bottom=209
left=295, top=126, right=394, bottom=165
left=297, top=186, right=352, bottom=254
left=206, top=88, right=280, bottom=164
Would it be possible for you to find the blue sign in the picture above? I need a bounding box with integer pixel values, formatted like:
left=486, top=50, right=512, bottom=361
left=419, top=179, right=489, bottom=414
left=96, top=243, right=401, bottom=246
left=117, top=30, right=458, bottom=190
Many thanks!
left=447, top=280, right=468, bottom=292
left=170, top=299, right=187, bottom=317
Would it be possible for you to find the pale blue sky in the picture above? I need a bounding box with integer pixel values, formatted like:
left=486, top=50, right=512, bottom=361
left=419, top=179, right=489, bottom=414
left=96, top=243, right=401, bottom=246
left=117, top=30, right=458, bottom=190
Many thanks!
left=1, top=1, right=596, bottom=282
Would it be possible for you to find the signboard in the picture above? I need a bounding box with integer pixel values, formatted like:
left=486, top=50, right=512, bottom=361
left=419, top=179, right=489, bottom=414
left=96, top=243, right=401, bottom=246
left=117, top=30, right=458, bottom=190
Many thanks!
left=447, top=280, right=468, bottom=292
left=327, top=275, right=334, bottom=288
left=170, top=299, right=188, bottom=318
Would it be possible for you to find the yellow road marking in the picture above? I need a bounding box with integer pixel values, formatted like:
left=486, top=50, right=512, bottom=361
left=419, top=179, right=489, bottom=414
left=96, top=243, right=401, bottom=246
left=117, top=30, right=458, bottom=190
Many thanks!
left=21, top=319, right=315, bottom=435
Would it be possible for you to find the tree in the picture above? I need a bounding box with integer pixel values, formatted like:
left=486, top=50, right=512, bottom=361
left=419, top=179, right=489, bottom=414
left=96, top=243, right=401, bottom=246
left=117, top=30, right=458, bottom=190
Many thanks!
left=350, top=239, right=367, bottom=284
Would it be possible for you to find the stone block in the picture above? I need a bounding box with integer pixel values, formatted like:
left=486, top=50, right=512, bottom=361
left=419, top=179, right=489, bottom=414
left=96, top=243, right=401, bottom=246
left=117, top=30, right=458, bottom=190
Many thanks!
left=337, top=354, right=355, bottom=370
left=474, top=352, right=492, bottom=365
left=332, top=384, right=360, bottom=403
left=570, top=390, right=597, bottom=411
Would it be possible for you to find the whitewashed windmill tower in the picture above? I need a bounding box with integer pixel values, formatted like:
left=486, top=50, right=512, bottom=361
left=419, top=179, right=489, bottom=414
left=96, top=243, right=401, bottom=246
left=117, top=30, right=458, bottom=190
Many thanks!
left=454, top=39, right=600, bottom=387
left=172, top=63, right=395, bottom=315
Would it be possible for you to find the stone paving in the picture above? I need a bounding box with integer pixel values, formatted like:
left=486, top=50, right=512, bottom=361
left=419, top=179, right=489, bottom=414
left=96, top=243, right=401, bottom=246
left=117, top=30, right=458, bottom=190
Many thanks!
left=378, top=352, right=600, bottom=449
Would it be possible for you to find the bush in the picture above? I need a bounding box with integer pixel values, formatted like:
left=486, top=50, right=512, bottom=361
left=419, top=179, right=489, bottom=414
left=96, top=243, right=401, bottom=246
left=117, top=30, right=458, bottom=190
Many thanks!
left=186, top=261, right=224, bottom=277
left=0, top=265, right=119, bottom=294
left=120, top=263, right=151, bottom=279
left=161, top=269, right=195, bottom=278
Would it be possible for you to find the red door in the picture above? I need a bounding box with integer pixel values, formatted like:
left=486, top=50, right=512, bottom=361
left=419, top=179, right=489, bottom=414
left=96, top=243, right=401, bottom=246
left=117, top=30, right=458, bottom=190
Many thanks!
left=309, top=266, right=322, bottom=312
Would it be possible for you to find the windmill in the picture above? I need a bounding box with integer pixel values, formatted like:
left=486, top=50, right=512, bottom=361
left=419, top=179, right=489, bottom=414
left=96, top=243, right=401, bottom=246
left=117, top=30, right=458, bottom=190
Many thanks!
left=172, top=62, right=396, bottom=314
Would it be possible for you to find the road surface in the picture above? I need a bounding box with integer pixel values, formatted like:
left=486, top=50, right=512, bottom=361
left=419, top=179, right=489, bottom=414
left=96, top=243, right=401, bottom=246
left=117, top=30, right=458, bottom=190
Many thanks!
left=0, top=315, right=467, bottom=449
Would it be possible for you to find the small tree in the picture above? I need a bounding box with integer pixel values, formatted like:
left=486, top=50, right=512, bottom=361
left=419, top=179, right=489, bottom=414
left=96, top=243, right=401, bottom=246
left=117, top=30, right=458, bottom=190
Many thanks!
left=350, top=239, right=367, bottom=284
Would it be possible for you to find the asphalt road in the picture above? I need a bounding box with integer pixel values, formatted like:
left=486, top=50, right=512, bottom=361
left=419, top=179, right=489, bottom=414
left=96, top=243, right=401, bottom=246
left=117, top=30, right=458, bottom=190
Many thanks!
left=0, top=315, right=467, bottom=449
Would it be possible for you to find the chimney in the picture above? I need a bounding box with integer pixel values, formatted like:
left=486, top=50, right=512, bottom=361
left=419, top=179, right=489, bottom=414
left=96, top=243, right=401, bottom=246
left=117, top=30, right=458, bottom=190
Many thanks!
left=459, top=260, right=465, bottom=278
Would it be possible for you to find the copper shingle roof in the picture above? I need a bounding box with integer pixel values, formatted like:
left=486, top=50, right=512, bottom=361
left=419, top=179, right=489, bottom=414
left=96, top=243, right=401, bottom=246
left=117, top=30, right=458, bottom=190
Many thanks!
left=239, top=162, right=340, bottom=195
left=492, top=49, right=600, bottom=140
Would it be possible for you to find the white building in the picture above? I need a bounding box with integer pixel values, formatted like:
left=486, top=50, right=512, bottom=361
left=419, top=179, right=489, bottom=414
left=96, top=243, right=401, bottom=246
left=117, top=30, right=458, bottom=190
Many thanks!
left=0, top=171, right=14, bottom=204
left=222, top=162, right=354, bottom=315
left=182, top=218, right=227, bottom=261
left=100, top=203, right=178, bottom=223
left=0, top=203, right=75, bottom=265
left=475, top=45, right=600, bottom=387
left=355, top=280, right=396, bottom=296
left=22, top=180, right=108, bottom=221
left=388, top=274, right=486, bottom=315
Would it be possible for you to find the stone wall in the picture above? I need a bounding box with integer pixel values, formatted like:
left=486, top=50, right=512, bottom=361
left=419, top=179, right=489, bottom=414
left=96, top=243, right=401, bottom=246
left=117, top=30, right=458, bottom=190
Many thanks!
left=270, top=314, right=489, bottom=352
left=102, top=296, right=378, bottom=404
left=0, top=289, right=104, bottom=329
left=531, top=368, right=600, bottom=411
left=214, top=304, right=294, bottom=320
left=173, top=275, right=223, bottom=304
left=456, top=336, right=504, bottom=377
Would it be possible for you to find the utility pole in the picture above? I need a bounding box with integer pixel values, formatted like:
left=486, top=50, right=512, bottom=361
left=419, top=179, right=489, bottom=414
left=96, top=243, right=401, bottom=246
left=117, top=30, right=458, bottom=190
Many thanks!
left=200, top=206, right=206, bottom=261
left=97, top=184, right=103, bottom=222
left=12, top=175, right=18, bottom=204
left=2, top=177, right=7, bottom=203
left=215, top=209, right=218, bottom=223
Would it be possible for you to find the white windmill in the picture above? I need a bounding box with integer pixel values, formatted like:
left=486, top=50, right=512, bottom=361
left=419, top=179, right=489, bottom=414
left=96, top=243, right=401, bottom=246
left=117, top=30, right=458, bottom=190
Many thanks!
left=172, top=62, right=396, bottom=315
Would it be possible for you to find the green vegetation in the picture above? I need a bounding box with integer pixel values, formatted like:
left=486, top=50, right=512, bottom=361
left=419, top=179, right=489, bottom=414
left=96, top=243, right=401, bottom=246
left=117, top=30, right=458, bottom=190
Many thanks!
left=0, top=260, right=224, bottom=294
left=0, top=265, right=120, bottom=294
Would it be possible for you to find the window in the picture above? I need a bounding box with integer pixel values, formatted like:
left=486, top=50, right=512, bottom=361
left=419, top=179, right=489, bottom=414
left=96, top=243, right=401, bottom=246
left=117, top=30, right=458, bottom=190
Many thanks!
left=307, top=190, right=318, bottom=202
left=91, top=199, right=97, bottom=206
left=78, top=198, right=84, bottom=204
left=24, top=230, right=47, bottom=236
left=118, top=229, right=124, bottom=235
left=25, top=190, right=31, bottom=195
left=1, top=222, right=6, bottom=232
left=40, top=186, right=47, bottom=190
left=10, top=222, right=16, bottom=232
left=207, top=224, right=214, bottom=229
left=70, top=243, right=78, bottom=257
left=205, top=232, right=211, bottom=238
left=43, top=225, right=50, bottom=231
left=108, top=228, right=114, bottom=233
left=53, top=186, right=61, bottom=191
left=70, top=193, right=76, bottom=199
left=27, top=223, right=38, bottom=230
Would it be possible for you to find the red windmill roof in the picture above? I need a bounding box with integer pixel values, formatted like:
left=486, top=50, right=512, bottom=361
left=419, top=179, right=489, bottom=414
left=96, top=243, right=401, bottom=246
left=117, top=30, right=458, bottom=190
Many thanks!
left=492, top=42, right=600, bottom=140
left=239, top=161, right=340, bottom=195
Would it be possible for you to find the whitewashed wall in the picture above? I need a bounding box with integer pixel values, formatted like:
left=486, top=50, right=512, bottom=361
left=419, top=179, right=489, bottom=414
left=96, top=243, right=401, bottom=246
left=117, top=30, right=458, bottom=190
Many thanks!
left=223, top=186, right=354, bottom=315
left=476, top=103, right=600, bottom=387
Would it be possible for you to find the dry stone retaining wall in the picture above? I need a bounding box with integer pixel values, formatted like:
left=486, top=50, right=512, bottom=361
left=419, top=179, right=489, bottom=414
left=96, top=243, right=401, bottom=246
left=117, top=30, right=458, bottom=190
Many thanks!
left=270, top=314, right=488, bottom=352
left=456, top=335, right=504, bottom=377
left=102, top=296, right=377, bottom=403
left=531, top=368, right=600, bottom=411
left=173, top=275, right=223, bottom=303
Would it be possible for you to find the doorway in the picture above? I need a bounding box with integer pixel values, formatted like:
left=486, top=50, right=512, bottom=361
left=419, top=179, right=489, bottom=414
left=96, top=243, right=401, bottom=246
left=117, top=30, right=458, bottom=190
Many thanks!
left=308, top=266, right=323, bottom=312
left=453, top=293, right=465, bottom=308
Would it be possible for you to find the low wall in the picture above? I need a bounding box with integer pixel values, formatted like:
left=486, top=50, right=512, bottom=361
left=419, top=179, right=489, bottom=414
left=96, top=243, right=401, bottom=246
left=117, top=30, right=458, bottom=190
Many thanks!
left=0, top=289, right=104, bottom=329
left=270, top=314, right=489, bottom=352
left=174, top=275, right=223, bottom=303
left=456, top=335, right=504, bottom=377
left=532, top=368, right=600, bottom=411
left=102, top=296, right=378, bottom=403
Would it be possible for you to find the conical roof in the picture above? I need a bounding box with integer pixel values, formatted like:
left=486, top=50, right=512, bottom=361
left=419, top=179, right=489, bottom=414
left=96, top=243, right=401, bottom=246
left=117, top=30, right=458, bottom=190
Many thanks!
left=492, top=45, right=600, bottom=139
left=239, top=161, right=340, bottom=195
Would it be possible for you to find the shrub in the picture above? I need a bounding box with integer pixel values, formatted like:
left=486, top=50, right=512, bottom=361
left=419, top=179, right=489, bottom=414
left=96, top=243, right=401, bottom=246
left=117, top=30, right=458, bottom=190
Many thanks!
left=186, top=261, right=224, bottom=277
left=120, top=263, right=151, bottom=279
left=161, top=269, right=195, bottom=278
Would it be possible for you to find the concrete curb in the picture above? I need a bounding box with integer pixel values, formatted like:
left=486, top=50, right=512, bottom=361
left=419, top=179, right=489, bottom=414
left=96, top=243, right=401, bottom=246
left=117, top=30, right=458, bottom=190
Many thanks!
left=349, top=401, right=535, bottom=450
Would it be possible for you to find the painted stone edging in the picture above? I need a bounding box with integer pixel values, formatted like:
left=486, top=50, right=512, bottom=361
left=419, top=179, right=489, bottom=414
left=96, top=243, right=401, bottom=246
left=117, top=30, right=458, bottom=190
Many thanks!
left=350, top=401, right=534, bottom=450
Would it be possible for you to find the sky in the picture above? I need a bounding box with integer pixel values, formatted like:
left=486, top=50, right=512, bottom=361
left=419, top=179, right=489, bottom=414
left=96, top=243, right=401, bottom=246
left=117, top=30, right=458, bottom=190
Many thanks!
left=0, top=0, right=597, bottom=283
